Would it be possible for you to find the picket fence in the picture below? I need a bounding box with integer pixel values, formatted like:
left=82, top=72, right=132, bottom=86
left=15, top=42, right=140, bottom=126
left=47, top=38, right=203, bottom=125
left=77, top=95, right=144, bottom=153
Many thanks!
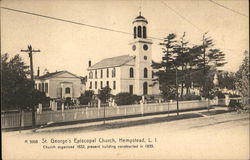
left=1, top=100, right=210, bottom=129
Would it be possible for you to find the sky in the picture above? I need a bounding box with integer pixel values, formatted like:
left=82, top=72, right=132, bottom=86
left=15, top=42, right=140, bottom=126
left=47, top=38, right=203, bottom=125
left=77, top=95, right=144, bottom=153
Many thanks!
left=1, top=0, right=249, bottom=76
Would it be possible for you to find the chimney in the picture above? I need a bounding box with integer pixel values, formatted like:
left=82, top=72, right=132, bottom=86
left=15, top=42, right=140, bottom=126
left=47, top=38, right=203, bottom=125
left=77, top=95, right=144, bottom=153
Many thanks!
left=88, top=60, right=91, bottom=67
left=37, top=67, right=40, bottom=77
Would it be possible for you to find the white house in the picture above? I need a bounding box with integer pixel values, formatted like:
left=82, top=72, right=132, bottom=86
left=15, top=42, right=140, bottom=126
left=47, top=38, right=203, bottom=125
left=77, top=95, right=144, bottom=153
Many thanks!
left=86, top=13, right=160, bottom=96
left=34, top=70, right=83, bottom=100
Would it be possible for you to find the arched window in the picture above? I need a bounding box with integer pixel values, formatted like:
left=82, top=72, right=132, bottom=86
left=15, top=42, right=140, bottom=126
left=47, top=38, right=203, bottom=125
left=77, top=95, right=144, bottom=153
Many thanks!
left=143, top=82, right=148, bottom=95
left=143, top=26, right=147, bottom=38
left=138, top=26, right=142, bottom=38
left=65, top=87, right=70, bottom=94
left=129, top=68, right=134, bottom=78
left=144, top=68, right=148, bottom=78
left=134, top=26, right=136, bottom=39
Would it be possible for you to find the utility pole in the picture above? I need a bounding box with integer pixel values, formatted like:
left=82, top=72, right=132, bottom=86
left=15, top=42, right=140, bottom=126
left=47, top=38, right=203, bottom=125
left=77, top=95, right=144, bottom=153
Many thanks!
left=202, top=32, right=207, bottom=98
left=180, top=32, right=186, bottom=100
left=175, top=67, right=179, bottom=116
left=21, top=45, right=40, bottom=130
left=171, top=62, right=179, bottom=116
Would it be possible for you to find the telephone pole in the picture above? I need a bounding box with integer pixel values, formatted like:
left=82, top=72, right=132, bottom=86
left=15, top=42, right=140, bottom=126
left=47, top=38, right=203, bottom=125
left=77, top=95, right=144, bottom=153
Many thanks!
left=21, top=45, right=40, bottom=130
left=202, top=32, right=207, bottom=98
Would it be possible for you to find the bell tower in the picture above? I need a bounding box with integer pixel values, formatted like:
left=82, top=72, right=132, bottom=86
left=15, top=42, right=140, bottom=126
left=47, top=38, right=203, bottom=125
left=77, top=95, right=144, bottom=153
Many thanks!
left=130, top=12, right=153, bottom=95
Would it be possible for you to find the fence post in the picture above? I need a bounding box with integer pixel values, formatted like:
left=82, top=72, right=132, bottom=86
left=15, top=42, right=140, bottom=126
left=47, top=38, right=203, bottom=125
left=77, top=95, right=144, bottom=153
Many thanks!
left=140, top=100, right=144, bottom=116
left=21, top=110, right=25, bottom=127
left=86, top=107, right=88, bottom=118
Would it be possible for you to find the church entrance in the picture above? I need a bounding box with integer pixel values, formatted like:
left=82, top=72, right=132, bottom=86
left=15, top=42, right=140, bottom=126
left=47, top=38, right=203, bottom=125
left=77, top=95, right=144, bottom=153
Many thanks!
left=143, top=82, right=148, bottom=95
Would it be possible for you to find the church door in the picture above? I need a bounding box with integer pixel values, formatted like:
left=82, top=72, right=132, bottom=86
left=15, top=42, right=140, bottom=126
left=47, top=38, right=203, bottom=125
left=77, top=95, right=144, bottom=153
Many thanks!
left=143, top=82, right=148, bottom=95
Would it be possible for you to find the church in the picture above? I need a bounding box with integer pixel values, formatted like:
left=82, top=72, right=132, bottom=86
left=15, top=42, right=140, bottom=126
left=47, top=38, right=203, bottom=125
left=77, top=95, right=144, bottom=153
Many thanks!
left=86, top=13, right=160, bottom=96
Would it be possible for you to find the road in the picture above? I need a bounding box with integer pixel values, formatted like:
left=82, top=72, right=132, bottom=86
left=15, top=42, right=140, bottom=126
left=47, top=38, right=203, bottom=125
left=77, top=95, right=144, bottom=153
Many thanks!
left=2, top=108, right=249, bottom=160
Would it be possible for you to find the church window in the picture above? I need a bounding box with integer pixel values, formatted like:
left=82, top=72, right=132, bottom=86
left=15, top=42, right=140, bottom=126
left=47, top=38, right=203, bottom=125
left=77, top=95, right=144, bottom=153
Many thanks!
left=89, top=71, right=93, bottom=79
left=152, top=71, right=154, bottom=78
left=95, top=70, right=97, bottom=78
left=143, top=26, right=147, bottom=38
left=112, top=68, right=116, bottom=77
left=138, top=26, right=142, bottom=38
left=144, top=56, right=147, bottom=60
left=144, top=68, right=148, bottom=78
left=101, top=81, right=103, bottom=89
left=65, top=87, right=70, bottom=94
left=129, top=68, right=134, bottom=78
left=95, top=81, right=97, bottom=89
left=90, top=81, right=92, bottom=89
left=134, top=26, right=136, bottom=39
left=107, top=68, right=109, bottom=78
left=129, top=85, right=133, bottom=94
left=42, top=83, right=45, bottom=92
left=143, top=82, right=148, bottom=95
left=113, top=81, right=116, bottom=90
left=45, top=83, right=48, bottom=93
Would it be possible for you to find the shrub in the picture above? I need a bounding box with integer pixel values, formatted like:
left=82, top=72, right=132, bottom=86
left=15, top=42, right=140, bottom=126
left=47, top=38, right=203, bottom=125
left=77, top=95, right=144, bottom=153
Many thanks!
left=182, top=94, right=201, bottom=101
left=79, top=90, right=94, bottom=105
left=228, top=99, right=243, bottom=111
left=215, top=91, right=225, bottom=98
left=229, top=94, right=241, bottom=98
left=115, top=92, right=140, bottom=106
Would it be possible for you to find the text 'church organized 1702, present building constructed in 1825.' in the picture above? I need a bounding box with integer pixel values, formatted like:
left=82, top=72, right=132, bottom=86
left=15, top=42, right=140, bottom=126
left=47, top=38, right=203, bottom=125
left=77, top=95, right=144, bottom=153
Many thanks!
left=86, top=13, right=160, bottom=96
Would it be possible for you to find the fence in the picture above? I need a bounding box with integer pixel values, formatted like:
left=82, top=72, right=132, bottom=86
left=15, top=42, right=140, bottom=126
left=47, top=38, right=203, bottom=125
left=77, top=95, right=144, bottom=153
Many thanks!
left=2, top=100, right=209, bottom=129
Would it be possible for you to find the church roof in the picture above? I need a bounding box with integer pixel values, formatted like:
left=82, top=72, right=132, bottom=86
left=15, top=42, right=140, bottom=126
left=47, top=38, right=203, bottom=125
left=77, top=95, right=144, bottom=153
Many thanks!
left=88, top=55, right=135, bottom=70
left=35, top=70, right=80, bottom=80
left=133, top=12, right=148, bottom=24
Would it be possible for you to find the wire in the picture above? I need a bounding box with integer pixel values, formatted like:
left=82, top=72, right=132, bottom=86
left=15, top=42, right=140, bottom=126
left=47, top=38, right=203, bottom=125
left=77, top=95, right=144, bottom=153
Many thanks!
left=0, top=6, right=242, bottom=51
left=160, top=0, right=203, bottom=32
left=1, top=6, right=164, bottom=41
left=207, top=0, right=248, bottom=18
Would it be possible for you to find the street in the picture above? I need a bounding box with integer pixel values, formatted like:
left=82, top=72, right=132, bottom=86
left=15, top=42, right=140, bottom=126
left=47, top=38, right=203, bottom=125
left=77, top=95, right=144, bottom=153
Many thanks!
left=2, top=108, right=249, bottom=160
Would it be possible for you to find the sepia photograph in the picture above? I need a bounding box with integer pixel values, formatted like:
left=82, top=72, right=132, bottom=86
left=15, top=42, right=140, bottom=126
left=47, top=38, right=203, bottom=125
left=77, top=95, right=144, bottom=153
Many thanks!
left=1, top=0, right=249, bottom=159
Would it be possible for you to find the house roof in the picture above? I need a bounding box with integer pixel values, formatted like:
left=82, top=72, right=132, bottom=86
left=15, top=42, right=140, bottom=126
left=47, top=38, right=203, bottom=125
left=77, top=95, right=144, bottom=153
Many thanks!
left=35, top=70, right=80, bottom=80
left=88, top=55, right=135, bottom=70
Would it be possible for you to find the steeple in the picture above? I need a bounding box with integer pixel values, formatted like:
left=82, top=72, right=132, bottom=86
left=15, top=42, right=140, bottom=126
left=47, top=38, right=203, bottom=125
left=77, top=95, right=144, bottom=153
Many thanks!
left=133, top=12, right=148, bottom=39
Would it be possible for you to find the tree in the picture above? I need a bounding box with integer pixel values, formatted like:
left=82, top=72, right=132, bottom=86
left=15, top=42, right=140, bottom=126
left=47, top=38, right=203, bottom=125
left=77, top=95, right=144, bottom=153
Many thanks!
left=152, top=33, right=177, bottom=100
left=195, top=34, right=226, bottom=98
left=153, top=32, right=227, bottom=100
left=235, top=50, right=249, bottom=107
left=217, top=71, right=236, bottom=90
left=97, top=86, right=112, bottom=103
left=1, top=53, right=46, bottom=111
left=174, top=32, right=190, bottom=99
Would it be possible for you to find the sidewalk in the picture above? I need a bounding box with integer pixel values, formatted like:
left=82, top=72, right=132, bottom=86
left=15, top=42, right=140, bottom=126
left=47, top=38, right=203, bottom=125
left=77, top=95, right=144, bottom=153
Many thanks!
left=17, top=106, right=231, bottom=134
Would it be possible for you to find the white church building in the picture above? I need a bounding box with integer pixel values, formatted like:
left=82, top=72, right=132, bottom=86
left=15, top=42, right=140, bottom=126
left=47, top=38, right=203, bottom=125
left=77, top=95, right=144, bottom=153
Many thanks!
left=86, top=13, right=160, bottom=96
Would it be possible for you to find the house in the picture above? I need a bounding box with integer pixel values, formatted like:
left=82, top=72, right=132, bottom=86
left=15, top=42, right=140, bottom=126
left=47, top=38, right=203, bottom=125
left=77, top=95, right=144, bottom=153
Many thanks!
left=34, top=70, right=83, bottom=100
left=86, top=13, right=160, bottom=96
